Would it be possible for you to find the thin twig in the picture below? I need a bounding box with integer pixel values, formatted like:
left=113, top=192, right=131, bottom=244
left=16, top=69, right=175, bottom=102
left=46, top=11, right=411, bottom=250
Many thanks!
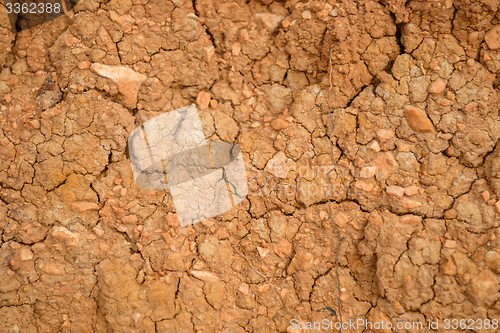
left=231, top=244, right=284, bottom=305
left=327, top=45, right=337, bottom=175
left=17, top=161, right=23, bottom=182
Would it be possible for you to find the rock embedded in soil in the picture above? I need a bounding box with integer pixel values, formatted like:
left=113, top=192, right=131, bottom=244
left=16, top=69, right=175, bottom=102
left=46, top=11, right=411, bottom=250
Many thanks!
left=372, top=152, right=398, bottom=181
left=404, top=106, right=436, bottom=133
left=90, top=63, right=147, bottom=108
left=485, top=25, right=500, bottom=50
left=189, top=270, right=220, bottom=283
left=428, top=79, right=446, bottom=94
left=255, top=13, right=284, bottom=32
left=71, top=202, right=99, bottom=212
left=196, top=91, right=211, bottom=110
left=376, top=129, right=395, bottom=142
left=266, top=84, right=292, bottom=115
left=467, top=269, right=499, bottom=306
left=359, top=166, right=377, bottom=178
left=386, top=185, right=405, bottom=198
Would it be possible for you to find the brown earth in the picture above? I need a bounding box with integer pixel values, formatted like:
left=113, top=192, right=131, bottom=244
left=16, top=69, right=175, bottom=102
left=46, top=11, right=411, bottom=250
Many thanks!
left=0, top=0, right=500, bottom=332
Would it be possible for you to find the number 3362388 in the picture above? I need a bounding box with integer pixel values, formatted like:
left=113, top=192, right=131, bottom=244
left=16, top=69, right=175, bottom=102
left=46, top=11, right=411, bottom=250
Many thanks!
left=6, top=2, right=61, bottom=14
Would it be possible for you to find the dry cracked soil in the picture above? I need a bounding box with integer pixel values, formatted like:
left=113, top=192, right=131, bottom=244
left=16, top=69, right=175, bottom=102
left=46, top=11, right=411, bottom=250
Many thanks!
left=0, top=0, right=500, bottom=332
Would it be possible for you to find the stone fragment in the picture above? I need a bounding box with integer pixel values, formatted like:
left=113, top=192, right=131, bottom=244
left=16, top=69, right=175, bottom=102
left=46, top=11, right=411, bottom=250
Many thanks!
left=122, top=215, right=138, bottom=224
left=97, top=26, right=116, bottom=52
left=77, top=61, right=91, bottom=70
left=396, top=152, right=418, bottom=171
left=93, top=226, right=105, bottom=236
left=204, top=283, right=225, bottom=309
left=90, top=63, right=146, bottom=108
left=71, top=202, right=99, bottom=212
left=334, top=212, right=349, bottom=228
left=376, top=129, right=394, bottom=142
left=29, top=120, right=40, bottom=129
left=265, top=151, right=289, bottom=178
left=404, top=106, right=436, bottom=133
left=369, top=141, right=381, bottom=152
left=495, top=200, right=500, bottom=214
left=109, top=10, right=136, bottom=26
left=444, top=240, right=457, bottom=248
left=288, top=252, right=313, bottom=274
left=302, top=10, right=312, bottom=19
left=189, top=270, right=220, bottom=283
left=19, top=248, right=33, bottom=261
left=274, top=239, right=292, bottom=258
left=409, top=76, right=430, bottom=102
left=401, top=197, right=422, bottom=209
left=258, top=285, right=270, bottom=294
left=467, top=269, right=499, bottom=305
left=429, top=79, right=446, bottom=94
left=354, top=181, right=375, bottom=193
left=51, top=226, right=79, bottom=246
left=359, top=166, right=377, bottom=179
left=255, top=13, right=284, bottom=32
left=238, top=283, right=250, bottom=295
left=10, top=242, right=21, bottom=250
left=39, top=261, right=65, bottom=275
left=485, top=251, right=500, bottom=273
left=266, top=84, right=292, bottom=115
left=41, top=105, right=64, bottom=119
left=270, top=118, right=289, bottom=131
left=242, top=87, right=253, bottom=98
left=232, top=43, right=241, bottom=56
left=257, top=246, right=270, bottom=258
left=214, top=227, right=229, bottom=240
left=485, top=25, right=500, bottom=50
left=404, top=186, right=419, bottom=196
left=386, top=185, right=405, bottom=199
left=203, top=45, right=215, bottom=62
left=239, top=29, right=249, bottom=42
left=196, top=91, right=211, bottom=110
left=481, top=191, right=491, bottom=202
left=372, top=152, right=398, bottom=181
left=464, top=102, right=478, bottom=113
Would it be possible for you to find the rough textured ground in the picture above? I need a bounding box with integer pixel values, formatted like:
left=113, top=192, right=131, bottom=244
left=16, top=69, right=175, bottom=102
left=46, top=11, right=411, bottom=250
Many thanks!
left=0, top=0, right=500, bottom=332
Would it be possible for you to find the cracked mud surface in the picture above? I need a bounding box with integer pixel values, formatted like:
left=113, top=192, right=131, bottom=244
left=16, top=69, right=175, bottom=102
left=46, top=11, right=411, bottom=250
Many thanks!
left=0, top=0, right=500, bottom=332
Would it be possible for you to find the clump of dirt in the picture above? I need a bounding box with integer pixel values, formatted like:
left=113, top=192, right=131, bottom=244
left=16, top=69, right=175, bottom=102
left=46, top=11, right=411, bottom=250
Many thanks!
left=0, top=0, right=499, bottom=332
